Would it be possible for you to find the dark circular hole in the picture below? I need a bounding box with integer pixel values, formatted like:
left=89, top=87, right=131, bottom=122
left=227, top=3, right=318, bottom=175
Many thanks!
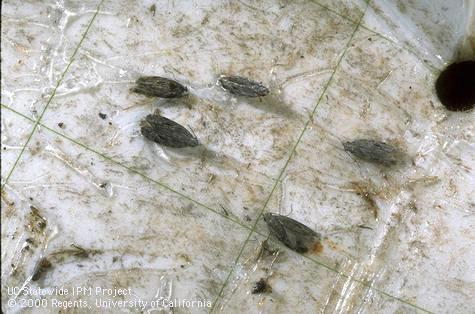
left=435, top=60, right=475, bottom=112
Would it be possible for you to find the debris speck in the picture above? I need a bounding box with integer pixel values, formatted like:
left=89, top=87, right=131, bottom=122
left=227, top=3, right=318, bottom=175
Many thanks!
left=251, top=278, right=272, bottom=294
left=351, top=181, right=380, bottom=218
left=357, top=225, right=373, bottom=230
left=150, top=4, right=156, bottom=16
left=28, top=206, right=47, bottom=233
left=98, top=112, right=107, bottom=119
left=31, top=258, right=52, bottom=281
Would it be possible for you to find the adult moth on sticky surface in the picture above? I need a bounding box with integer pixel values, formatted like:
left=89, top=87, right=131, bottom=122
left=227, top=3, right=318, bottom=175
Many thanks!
left=132, top=76, right=188, bottom=98
left=343, top=139, right=404, bottom=167
left=219, top=75, right=269, bottom=97
left=263, top=213, right=321, bottom=254
left=140, top=113, right=199, bottom=148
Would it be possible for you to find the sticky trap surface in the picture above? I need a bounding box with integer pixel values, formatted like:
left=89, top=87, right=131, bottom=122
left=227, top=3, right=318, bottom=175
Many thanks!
left=1, top=0, right=474, bottom=313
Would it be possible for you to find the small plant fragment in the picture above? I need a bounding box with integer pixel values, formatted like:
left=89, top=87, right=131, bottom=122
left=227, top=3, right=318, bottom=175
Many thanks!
left=49, top=244, right=99, bottom=259
left=435, top=60, right=475, bottom=111
left=357, top=225, right=373, bottom=230
left=27, top=206, right=47, bottom=233
left=343, top=139, right=403, bottom=167
left=31, top=258, right=52, bottom=281
left=263, top=213, right=321, bottom=254
left=140, top=114, right=199, bottom=148
left=251, top=278, right=272, bottom=294
left=132, top=76, right=188, bottom=98
left=219, top=75, right=269, bottom=97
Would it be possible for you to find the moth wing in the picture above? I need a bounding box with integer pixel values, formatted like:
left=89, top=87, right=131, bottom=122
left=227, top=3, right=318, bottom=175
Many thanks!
left=272, top=216, right=310, bottom=250
left=277, top=215, right=320, bottom=239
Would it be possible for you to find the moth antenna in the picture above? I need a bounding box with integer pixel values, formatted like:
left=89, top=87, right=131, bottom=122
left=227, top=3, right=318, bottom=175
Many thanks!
left=218, top=203, right=229, bottom=216
left=284, top=204, right=294, bottom=217
left=163, top=65, right=177, bottom=79
left=187, top=125, right=199, bottom=140
left=311, top=122, right=368, bottom=178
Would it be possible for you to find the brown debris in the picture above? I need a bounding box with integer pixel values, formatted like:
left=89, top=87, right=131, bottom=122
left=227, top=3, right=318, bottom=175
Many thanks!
left=31, top=258, right=52, bottom=281
left=251, top=278, right=272, bottom=294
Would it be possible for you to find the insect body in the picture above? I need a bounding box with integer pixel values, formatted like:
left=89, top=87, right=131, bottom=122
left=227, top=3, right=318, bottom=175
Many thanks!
left=263, top=213, right=321, bottom=253
left=132, top=76, right=188, bottom=98
left=219, top=75, right=269, bottom=97
left=140, top=114, right=199, bottom=148
left=343, top=139, right=402, bottom=167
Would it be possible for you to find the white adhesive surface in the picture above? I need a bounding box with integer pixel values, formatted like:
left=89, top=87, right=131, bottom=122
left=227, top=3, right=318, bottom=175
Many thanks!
left=1, top=1, right=474, bottom=313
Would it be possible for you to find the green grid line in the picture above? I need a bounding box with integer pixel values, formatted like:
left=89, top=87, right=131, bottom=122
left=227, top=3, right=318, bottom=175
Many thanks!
left=0, top=2, right=434, bottom=313
left=309, top=0, right=442, bottom=74
left=1, top=99, right=433, bottom=314
left=0, top=103, right=253, bottom=232
left=0, top=1, right=437, bottom=313
left=211, top=2, right=378, bottom=312
left=0, top=0, right=105, bottom=191
left=208, top=1, right=434, bottom=313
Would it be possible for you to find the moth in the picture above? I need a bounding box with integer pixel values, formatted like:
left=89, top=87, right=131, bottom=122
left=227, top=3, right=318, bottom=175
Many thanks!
left=263, top=213, right=321, bottom=254
left=219, top=75, right=269, bottom=97
left=343, top=139, right=403, bottom=167
left=140, top=114, right=199, bottom=148
left=132, top=76, right=188, bottom=98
